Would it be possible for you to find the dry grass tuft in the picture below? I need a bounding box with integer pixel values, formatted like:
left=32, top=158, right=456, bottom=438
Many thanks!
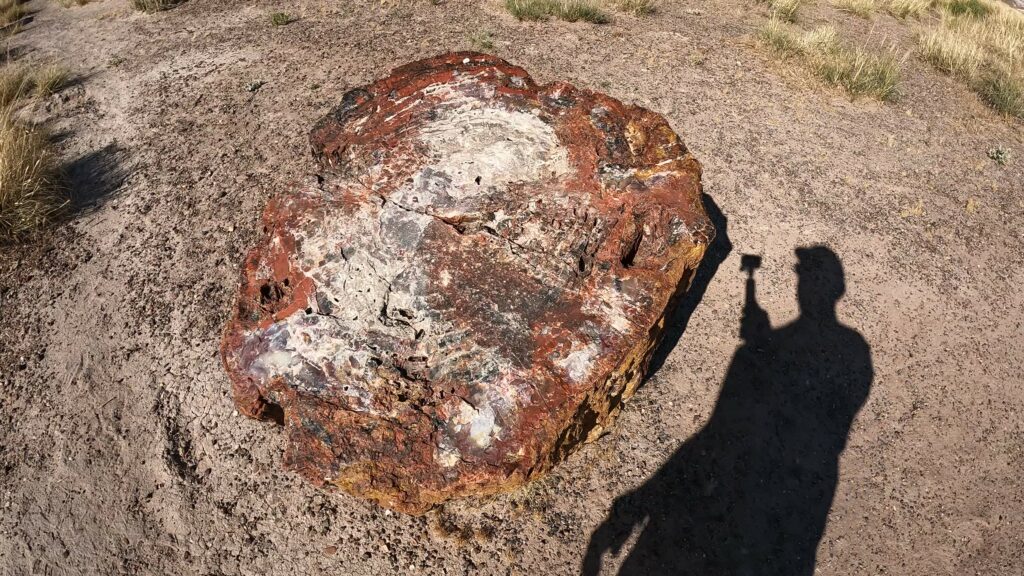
left=919, top=27, right=984, bottom=77
left=938, top=0, right=990, bottom=18
left=759, top=21, right=903, bottom=101
left=505, top=0, right=609, bottom=23
left=506, top=0, right=559, bottom=20
left=559, top=0, right=610, bottom=22
left=810, top=45, right=902, bottom=101
left=769, top=0, right=803, bottom=22
left=0, top=63, right=71, bottom=105
left=759, top=18, right=802, bottom=55
left=958, top=9, right=1024, bottom=67
left=57, top=0, right=91, bottom=6
left=0, top=50, right=71, bottom=242
left=0, top=0, right=28, bottom=27
left=0, top=109, right=66, bottom=242
left=800, top=25, right=840, bottom=51
left=887, top=0, right=930, bottom=17
left=0, top=65, right=31, bottom=107
left=834, top=0, right=877, bottom=18
left=975, top=66, right=1024, bottom=116
left=917, top=0, right=1024, bottom=117
left=131, top=0, right=181, bottom=12
left=33, top=64, right=69, bottom=97
left=617, top=0, right=656, bottom=15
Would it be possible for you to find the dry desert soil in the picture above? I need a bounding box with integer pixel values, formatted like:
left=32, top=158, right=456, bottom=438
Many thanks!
left=1, top=0, right=1023, bottom=575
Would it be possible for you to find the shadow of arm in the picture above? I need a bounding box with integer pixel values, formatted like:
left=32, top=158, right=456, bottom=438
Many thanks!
left=581, top=493, right=644, bottom=576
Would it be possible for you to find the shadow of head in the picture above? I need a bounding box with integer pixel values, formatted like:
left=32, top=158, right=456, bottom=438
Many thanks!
left=794, top=246, right=845, bottom=318
left=582, top=243, right=872, bottom=576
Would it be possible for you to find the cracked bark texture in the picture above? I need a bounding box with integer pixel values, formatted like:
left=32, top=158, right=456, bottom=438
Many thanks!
left=221, top=52, right=713, bottom=514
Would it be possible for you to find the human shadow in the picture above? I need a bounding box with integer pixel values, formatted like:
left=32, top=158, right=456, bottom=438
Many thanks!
left=583, top=246, right=873, bottom=576
left=646, top=193, right=733, bottom=381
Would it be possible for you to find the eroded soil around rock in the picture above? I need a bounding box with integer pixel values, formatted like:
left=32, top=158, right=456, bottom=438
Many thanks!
left=1, top=1, right=1022, bottom=575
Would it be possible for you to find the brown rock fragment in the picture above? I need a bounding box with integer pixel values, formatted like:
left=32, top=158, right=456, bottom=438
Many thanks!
left=221, top=52, right=713, bottom=514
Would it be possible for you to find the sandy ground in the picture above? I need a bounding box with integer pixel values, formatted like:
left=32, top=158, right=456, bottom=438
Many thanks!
left=1, top=0, right=1023, bottom=574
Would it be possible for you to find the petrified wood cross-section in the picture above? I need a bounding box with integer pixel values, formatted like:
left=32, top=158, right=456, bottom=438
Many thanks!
left=221, top=52, right=713, bottom=514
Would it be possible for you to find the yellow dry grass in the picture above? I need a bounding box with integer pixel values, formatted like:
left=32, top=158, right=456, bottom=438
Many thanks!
left=616, top=0, right=656, bottom=15
left=33, top=64, right=69, bottom=97
left=505, top=0, right=610, bottom=22
left=760, top=17, right=803, bottom=55
left=919, top=26, right=984, bottom=77
left=834, top=0, right=877, bottom=18
left=0, top=64, right=31, bottom=107
left=887, top=0, right=930, bottom=18
left=917, top=0, right=1024, bottom=116
left=934, top=0, right=990, bottom=18
left=0, top=108, right=65, bottom=242
left=132, top=0, right=181, bottom=12
left=769, top=0, right=803, bottom=22
left=760, top=20, right=903, bottom=101
left=0, top=63, right=71, bottom=104
left=0, top=60, right=72, bottom=241
left=811, top=44, right=903, bottom=101
left=0, top=0, right=27, bottom=27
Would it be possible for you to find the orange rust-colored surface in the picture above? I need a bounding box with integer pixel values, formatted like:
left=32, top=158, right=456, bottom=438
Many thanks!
left=221, top=52, right=713, bottom=514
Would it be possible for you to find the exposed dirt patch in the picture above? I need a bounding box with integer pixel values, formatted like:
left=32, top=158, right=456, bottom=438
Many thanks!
left=1, top=0, right=1022, bottom=575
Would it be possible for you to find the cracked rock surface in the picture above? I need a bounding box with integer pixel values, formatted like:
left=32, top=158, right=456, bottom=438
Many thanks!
left=221, top=52, right=713, bottom=514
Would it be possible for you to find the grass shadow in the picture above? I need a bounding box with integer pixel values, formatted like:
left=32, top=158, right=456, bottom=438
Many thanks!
left=64, top=143, right=128, bottom=214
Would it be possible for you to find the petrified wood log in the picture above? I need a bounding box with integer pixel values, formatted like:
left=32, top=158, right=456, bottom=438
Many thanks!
left=221, top=52, right=713, bottom=514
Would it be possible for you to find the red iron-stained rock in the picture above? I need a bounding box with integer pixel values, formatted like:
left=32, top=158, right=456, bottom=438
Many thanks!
left=221, top=52, right=713, bottom=514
